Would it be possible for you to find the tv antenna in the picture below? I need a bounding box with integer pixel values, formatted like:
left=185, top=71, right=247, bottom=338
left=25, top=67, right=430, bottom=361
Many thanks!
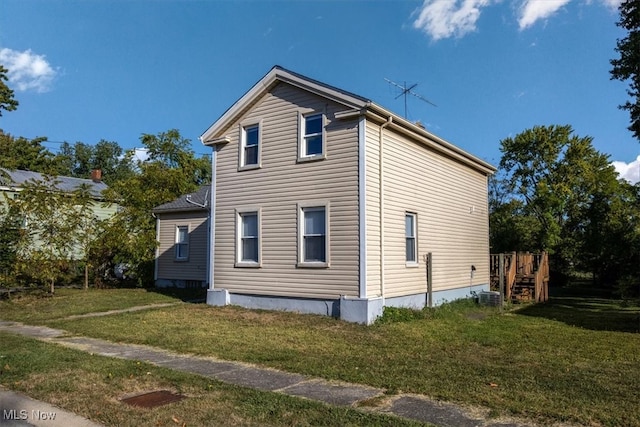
left=384, top=78, right=436, bottom=119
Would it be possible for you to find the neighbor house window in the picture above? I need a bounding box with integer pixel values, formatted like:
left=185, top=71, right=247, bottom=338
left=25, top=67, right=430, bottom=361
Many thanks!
left=240, top=123, right=261, bottom=169
left=298, top=204, right=329, bottom=266
left=236, top=209, right=261, bottom=267
left=175, top=225, right=189, bottom=261
left=405, top=213, right=417, bottom=264
left=298, top=113, right=325, bottom=160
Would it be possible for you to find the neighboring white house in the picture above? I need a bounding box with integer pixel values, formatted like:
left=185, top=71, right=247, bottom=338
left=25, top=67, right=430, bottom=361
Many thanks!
left=160, top=66, right=496, bottom=324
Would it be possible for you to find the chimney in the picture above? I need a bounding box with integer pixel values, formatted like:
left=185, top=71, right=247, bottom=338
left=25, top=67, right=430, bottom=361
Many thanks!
left=91, top=169, right=102, bottom=183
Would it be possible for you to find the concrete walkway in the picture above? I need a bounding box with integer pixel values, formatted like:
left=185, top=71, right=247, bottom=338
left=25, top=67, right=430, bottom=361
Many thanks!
left=0, top=318, right=539, bottom=427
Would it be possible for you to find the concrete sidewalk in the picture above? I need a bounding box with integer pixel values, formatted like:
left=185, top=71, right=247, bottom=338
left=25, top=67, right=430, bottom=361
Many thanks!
left=0, top=319, right=536, bottom=427
left=0, top=387, right=102, bottom=427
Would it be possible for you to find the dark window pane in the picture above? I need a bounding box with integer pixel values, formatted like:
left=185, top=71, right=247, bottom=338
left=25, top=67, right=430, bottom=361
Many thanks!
left=176, top=243, right=188, bottom=259
left=245, top=146, right=258, bottom=165
left=245, top=126, right=259, bottom=146
left=304, top=209, right=325, bottom=235
left=405, top=215, right=414, bottom=237
left=305, top=135, right=323, bottom=156
left=242, top=213, right=258, bottom=237
left=304, top=236, right=326, bottom=262
left=406, top=238, right=416, bottom=262
left=242, top=238, right=258, bottom=262
left=305, top=114, right=322, bottom=135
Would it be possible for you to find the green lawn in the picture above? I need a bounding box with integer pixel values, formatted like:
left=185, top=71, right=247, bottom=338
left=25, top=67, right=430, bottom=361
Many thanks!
left=1, top=288, right=639, bottom=426
left=0, top=332, right=422, bottom=427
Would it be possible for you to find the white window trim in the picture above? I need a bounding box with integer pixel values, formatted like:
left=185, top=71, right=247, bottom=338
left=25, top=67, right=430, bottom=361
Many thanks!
left=238, top=119, right=262, bottom=171
left=235, top=207, right=262, bottom=268
left=175, top=224, right=189, bottom=262
left=405, top=212, right=419, bottom=267
left=297, top=201, right=330, bottom=268
left=297, top=111, right=326, bottom=162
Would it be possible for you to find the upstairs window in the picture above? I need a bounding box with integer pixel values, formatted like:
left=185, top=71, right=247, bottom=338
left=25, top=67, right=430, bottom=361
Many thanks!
left=240, top=123, right=261, bottom=169
left=175, top=225, right=189, bottom=261
left=299, top=113, right=325, bottom=161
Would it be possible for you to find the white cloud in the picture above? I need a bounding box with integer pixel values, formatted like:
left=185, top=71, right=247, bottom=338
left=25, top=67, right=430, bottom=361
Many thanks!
left=612, top=155, right=640, bottom=184
left=0, top=47, right=57, bottom=93
left=598, top=0, right=622, bottom=9
left=412, top=0, right=622, bottom=40
left=518, top=0, right=571, bottom=30
left=412, top=0, right=493, bottom=41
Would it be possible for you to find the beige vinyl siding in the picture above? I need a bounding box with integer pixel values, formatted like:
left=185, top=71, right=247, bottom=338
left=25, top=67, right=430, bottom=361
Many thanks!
left=213, top=82, right=360, bottom=299
left=366, top=123, right=490, bottom=298
left=364, top=121, right=381, bottom=298
left=156, top=211, right=208, bottom=282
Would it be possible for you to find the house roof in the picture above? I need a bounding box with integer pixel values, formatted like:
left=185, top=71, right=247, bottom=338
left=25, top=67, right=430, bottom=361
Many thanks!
left=152, top=185, right=211, bottom=213
left=0, top=168, right=109, bottom=199
left=200, top=65, right=496, bottom=175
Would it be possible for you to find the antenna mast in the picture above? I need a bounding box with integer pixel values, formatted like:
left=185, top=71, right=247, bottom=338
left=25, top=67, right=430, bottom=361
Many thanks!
left=384, top=78, right=437, bottom=119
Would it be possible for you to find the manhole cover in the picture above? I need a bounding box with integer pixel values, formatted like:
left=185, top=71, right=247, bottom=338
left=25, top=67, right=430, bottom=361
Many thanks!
left=121, top=390, right=186, bottom=408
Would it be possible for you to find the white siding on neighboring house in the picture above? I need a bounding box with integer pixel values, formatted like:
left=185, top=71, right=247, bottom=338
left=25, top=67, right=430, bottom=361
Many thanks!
left=366, top=121, right=490, bottom=299
left=156, top=211, right=209, bottom=283
left=213, top=82, right=361, bottom=299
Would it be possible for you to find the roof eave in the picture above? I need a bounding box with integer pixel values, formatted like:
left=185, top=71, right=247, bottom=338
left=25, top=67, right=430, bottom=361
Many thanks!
left=365, top=104, right=497, bottom=176
left=200, top=66, right=370, bottom=144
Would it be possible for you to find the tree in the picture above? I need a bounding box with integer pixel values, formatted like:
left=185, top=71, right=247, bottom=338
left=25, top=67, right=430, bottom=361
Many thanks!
left=0, top=65, right=18, bottom=116
left=0, top=131, right=58, bottom=173
left=55, top=140, right=135, bottom=185
left=611, top=0, right=640, bottom=140
left=7, top=177, right=101, bottom=293
left=94, top=129, right=211, bottom=287
left=494, top=125, right=637, bottom=286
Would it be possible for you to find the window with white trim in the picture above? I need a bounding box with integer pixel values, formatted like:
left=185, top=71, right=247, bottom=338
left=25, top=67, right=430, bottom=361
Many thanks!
left=299, top=113, right=325, bottom=160
left=236, top=209, right=260, bottom=266
left=175, top=225, right=189, bottom=261
left=240, top=123, right=260, bottom=168
left=299, top=204, right=329, bottom=266
left=405, top=213, right=417, bottom=264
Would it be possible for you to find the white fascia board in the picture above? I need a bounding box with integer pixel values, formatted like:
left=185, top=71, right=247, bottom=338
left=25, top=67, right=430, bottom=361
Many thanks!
left=200, top=66, right=369, bottom=144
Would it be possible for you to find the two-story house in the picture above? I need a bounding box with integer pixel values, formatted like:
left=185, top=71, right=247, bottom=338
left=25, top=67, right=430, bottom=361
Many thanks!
left=156, top=66, right=496, bottom=324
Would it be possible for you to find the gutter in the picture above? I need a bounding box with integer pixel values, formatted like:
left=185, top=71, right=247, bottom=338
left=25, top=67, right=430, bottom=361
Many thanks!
left=365, top=106, right=496, bottom=175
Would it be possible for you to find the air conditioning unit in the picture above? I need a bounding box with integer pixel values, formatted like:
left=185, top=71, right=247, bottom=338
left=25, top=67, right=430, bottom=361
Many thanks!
left=478, top=291, right=501, bottom=306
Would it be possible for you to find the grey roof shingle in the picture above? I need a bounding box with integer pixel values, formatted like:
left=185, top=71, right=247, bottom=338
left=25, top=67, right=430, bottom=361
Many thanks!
left=152, top=185, right=211, bottom=213
left=0, top=168, right=109, bottom=199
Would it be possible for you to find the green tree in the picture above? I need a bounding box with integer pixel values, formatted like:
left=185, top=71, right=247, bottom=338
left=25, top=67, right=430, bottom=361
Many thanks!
left=95, top=129, right=210, bottom=287
left=0, top=65, right=18, bottom=116
left=611, top=0, right=640, bottom=140
left=55, top=140, right=135, bottom=185
left=0, top=131, right=58, bottom=173
left=495, top=125, right=636, bottom=286
left=7, top=177, right=101, bottom=293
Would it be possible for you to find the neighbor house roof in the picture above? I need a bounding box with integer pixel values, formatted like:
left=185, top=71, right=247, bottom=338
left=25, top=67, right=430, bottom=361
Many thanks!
left=152, top=185, right=211, bottom=213
left=200, top=65, right=496, bottom=175
left=0, top=168, right=109, bottom=199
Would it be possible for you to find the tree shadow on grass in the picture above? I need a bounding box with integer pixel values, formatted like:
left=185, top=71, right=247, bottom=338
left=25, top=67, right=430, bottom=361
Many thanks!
left=517, top=295, right=640, bottom=333
left=146, top=287, right=207, bottom=303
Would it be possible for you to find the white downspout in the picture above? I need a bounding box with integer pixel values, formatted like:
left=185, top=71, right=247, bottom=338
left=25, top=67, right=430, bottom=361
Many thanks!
left=379, top=116, right=392, bottom=301
left=207, top=143, right=218, bottom=290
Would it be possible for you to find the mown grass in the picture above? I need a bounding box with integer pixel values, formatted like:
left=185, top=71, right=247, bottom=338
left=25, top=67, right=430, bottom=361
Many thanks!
left=0, top=288, right=182, bottom=323
left=0, top=332, right=425, bottom=427
left=1, top=289, right=639, bottom=426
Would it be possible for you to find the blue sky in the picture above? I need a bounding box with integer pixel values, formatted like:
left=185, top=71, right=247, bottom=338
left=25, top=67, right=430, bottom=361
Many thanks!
left=1, top=0, right=638, bottom=183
